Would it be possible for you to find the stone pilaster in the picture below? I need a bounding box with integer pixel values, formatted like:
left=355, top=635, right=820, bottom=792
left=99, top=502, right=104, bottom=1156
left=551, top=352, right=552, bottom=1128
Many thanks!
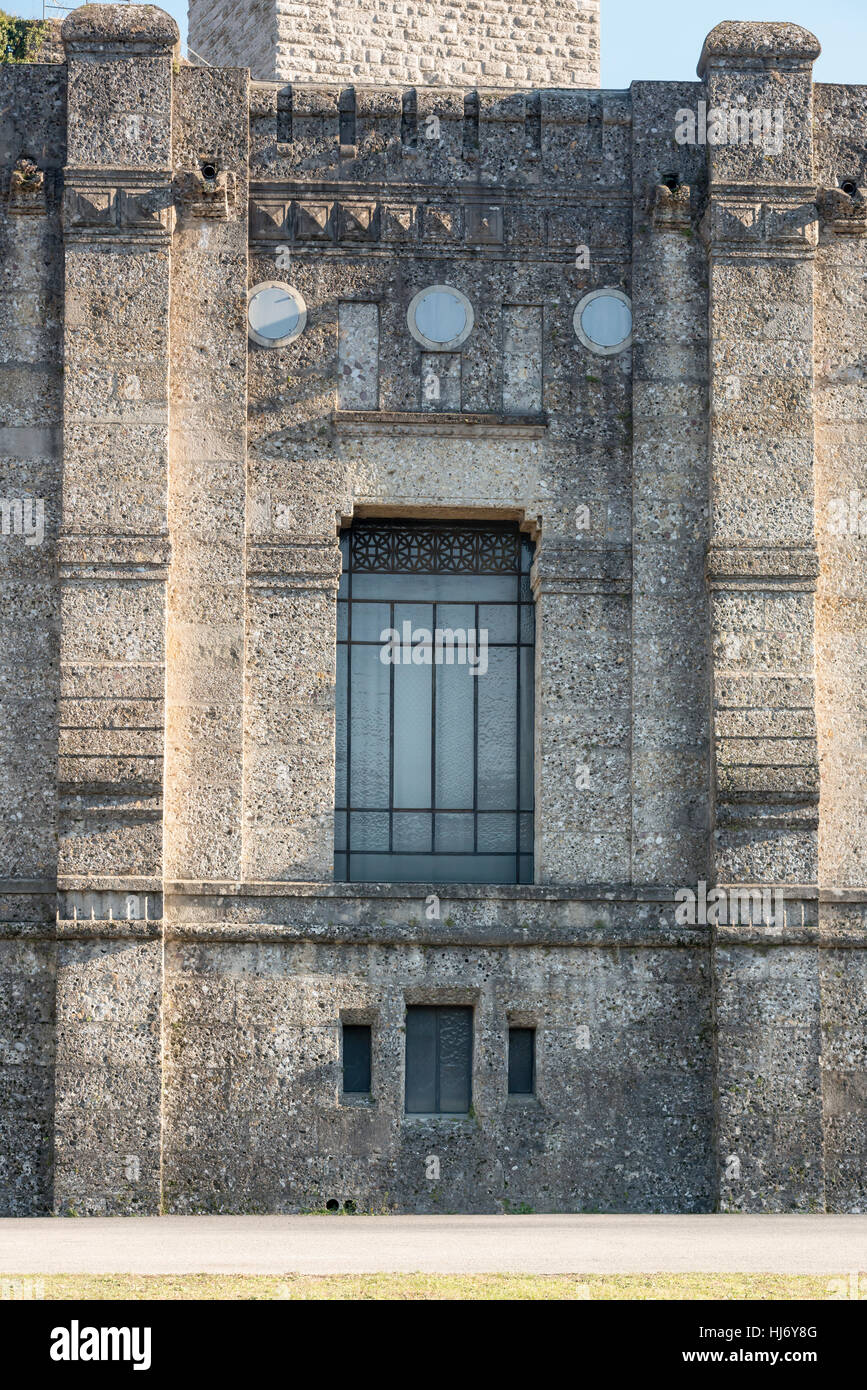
left=53, top=5, right=178, bottom=1214
left=531, top=537, right=631, bottom=884
left=165, top=66, right=249, bottom=884
left=242, top=534, right=342, bottom=881
left=700, top=22, right=825, bottom=1209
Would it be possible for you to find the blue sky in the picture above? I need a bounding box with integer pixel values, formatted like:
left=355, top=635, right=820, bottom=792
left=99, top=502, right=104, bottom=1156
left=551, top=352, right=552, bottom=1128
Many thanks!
left=16, top=1, right=866, bottom=84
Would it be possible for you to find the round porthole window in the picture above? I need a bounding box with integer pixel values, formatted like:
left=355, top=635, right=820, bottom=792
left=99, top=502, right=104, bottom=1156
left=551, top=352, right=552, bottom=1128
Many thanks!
left=407, top=284, right=474, bottom=351
left=248, top=281, right=307, bottom=347
left=573, top=289, right=633, bottom=356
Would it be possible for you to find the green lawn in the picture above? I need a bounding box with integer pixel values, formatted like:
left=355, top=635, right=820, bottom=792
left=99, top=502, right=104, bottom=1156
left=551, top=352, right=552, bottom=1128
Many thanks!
left=6, top=1273, right=839, bottom=1300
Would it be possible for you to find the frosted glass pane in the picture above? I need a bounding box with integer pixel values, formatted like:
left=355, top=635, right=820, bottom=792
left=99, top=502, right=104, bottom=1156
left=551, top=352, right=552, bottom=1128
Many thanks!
left=519, top=645, right=535, bottom=811
left=405, top=1008, right=437, bottom=1113
left=438, top=1007, right=472, bottom=1112
left=335, top=643, right=348, bottom=806
left=349, top=811, right=389, bottom=851
left=349, top=645, right=390, bottom=806
left=434, top=660, right=474, bottom=809
left=479, top=602, right=516, bottom=643
left=350, top=573, right=516, bottom=602
left=393, top=812, right=432, bottom=852
left=350, top=601, right=392, bottom=642
left=435, top=813, right=474, bottom=852
left=477, top=648, right=517, bottom=810
left=436, top=603, right=476, bottom=631
left=477, top=812, right=515, bottom=852
left=393, top=659, right=431, bottom=808
left=393, top=603, right=435, bottom=660
left=348, top=853, right=517, bottom=884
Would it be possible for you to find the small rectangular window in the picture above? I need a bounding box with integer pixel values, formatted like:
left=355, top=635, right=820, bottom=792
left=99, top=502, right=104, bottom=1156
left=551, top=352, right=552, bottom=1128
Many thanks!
left=342, top=1024, right=372, bottom=1094
left=405, top=1006, right=472, bottom=1114
left=508, top=1027, right=535, bottom=1095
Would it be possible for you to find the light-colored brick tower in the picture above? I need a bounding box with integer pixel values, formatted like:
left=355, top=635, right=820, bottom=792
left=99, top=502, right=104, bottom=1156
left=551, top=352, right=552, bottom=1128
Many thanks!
left=188, top=0, right=601, bottom=87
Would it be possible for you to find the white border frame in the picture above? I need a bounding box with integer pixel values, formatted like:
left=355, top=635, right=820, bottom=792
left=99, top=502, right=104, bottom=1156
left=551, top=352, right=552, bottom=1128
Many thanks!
left=407, top=284, right=474, bottom=352
left=247, top=281, right=307, bottom=348
left=572, top=288, right=633, bottom=356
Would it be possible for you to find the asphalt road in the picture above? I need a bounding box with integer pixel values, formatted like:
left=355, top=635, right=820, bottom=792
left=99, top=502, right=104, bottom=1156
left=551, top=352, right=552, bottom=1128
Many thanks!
left=2, top=1214, right=866, bottom=1275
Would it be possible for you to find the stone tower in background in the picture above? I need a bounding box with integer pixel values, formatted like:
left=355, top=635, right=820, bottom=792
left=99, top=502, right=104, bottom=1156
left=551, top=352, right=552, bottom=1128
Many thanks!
left=188, top=0, right=601, bottom=87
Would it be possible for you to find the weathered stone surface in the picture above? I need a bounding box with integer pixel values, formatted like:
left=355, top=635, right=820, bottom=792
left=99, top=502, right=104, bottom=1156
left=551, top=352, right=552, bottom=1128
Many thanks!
left=0, top=6, right=865, bottom=1217
left=190, top=0, right=601, bottom=89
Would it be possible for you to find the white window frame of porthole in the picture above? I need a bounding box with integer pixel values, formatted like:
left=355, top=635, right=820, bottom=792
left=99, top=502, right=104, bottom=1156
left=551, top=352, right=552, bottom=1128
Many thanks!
left=247, top=281, right=307, bottom=348
left=406, top=284, right=475, bottom=352
left=573, top=288, right=633, bottom=357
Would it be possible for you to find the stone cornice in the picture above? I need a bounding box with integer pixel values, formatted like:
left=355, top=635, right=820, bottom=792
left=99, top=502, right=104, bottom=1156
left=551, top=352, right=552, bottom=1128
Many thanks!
left=333, top=410, right=547, bottom=439
left=58, top=533, right=171, bottom=580
left=706, top=543, right=819, bottom=591
left=531, top=541, right=631, bottom=597
left=246, top=537, right=342, bottom=591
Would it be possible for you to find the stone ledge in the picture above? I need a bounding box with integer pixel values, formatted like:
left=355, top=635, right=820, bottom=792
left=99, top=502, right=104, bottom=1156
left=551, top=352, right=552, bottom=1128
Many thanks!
left=333, top=410, right=547, bottom=439
left=62, top=3, right=179, bottom=53
left=698, top=21, right=821, bottom=77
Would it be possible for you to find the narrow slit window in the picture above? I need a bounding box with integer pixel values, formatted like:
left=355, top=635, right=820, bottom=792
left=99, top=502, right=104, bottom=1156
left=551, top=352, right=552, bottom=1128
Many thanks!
left=342, top=1024, right=372, bottom=1094
left=508, top=1027, right=535, bottom=1095
left=405, top=1006, right=472, bottom=1114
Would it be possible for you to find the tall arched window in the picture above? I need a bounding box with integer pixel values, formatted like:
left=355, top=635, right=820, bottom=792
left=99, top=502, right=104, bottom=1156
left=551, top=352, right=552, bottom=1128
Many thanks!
left=336, top=520, right=534, bottom=884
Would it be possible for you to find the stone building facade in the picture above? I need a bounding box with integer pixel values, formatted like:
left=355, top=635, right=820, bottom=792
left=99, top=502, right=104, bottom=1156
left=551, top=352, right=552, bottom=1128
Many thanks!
left=1, top=3, right=865, bottom=1215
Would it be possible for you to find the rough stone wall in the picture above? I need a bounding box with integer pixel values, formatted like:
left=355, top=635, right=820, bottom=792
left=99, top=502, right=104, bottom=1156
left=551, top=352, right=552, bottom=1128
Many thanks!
left=191, top=0, right=601, bottom=88
left=813, top=84, right=867, bottom=1212
left=0, top=55, right=65, bottom=1215
left=188, top=0, right=276, bottom=75
left=2, top=8, right=867, bottom=1217
left=163, top=892, right=713, bottom=1214
left=166, top=67, right=249, bottom=883
left=244, top=81, right=640, bottom=885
